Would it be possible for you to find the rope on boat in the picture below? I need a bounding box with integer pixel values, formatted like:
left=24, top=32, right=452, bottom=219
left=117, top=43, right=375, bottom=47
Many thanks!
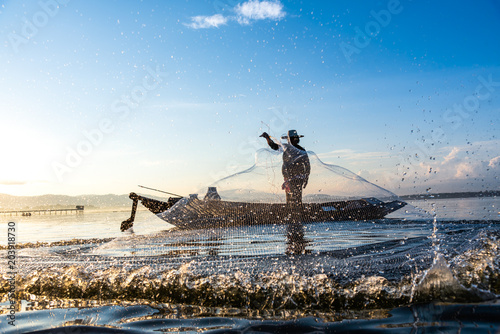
left=138, top=185, right=183, bottom=198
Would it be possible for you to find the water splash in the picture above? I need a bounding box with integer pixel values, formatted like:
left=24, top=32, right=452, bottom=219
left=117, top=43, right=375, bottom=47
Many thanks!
left=2, top=221, right=498, bottom=314
left=412, top=254, right=496, bottom=303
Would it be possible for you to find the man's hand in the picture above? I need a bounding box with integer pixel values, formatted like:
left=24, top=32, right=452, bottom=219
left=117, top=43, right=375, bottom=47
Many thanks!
left=260, top=132, right=270, bottom=139
left=282, top=180, right=290, bottom=193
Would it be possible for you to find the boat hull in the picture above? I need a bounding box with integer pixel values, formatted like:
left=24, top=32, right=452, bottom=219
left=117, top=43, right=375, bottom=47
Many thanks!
left=157, top=197, right=407, bottom=230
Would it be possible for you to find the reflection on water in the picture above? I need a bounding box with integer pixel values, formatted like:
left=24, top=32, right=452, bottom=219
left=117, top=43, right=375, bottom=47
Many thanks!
left=1, top=215, right=499, bottom=334
left=5, top=219, right=499, bottom=309
left=408, top=197, right=499, bottom=220
left=285, top=222, right=310, bottom=255
left=1, top=198, right=497, bottom=248
left=1, top=197, right=499, bottom=334
left=92, top=219, right=434, bottom=258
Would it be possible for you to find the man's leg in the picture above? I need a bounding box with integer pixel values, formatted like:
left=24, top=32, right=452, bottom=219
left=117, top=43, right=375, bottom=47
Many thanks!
left=290, top=180, right=303, bottom=205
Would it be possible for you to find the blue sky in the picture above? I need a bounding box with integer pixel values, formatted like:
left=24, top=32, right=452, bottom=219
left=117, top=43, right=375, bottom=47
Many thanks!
left=0, top=0, right=499, bottom=197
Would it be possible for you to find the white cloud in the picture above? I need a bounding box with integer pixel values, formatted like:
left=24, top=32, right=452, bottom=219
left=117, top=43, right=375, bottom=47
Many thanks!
left=443, top=147, right=460, bottom=163
left=185, top=14, right=228, bottom=29
left=454, top=160, right=480, bottom=179
left=488, top=156, right=500, bottom=168
left=235, top=0, right=285, bottom=24
left=425, top=144, right=500, bottom=190
left=185, top=1, right=285, bottom=29
left=321, top=141, right=500, bottom=193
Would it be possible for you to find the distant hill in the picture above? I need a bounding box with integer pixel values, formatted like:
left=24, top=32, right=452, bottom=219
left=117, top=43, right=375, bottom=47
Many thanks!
left=0, top=193, right=134, bottom=210
left=1, top=190, right=497, bottom=210
left=400, top=190, right=500, bottom=200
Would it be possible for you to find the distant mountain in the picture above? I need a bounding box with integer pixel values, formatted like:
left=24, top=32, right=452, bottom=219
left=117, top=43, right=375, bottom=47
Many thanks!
left=2, top=190, right=497, bottom=211
left=0, top=193, right=134, bottom=210
left=400, top=190, right=500, bottom=200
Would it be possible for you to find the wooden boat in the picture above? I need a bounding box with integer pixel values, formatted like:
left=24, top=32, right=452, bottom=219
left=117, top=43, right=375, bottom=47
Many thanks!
left=120, top=191, right=407, bottom=231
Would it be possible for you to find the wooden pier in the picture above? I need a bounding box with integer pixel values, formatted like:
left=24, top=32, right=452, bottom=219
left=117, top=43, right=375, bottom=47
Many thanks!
left=0, top=206, right=84, bottom=216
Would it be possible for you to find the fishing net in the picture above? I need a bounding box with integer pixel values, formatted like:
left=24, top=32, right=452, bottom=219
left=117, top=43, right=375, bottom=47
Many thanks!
left=156, top=147, right=412, bottom=230
left=206, top=148, right=399, bottom=203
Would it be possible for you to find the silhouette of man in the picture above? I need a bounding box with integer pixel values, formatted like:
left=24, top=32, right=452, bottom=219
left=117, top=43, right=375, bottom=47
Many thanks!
left=260, top=129, right=310, bottom=205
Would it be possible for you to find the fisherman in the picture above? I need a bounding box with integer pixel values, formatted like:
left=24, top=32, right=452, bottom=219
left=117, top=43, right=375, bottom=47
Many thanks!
left=260, top=129, right=310, bottom=205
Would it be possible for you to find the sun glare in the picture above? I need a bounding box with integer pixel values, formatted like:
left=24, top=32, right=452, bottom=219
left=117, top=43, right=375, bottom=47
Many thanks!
left=0, top=124, right=55, bottom=191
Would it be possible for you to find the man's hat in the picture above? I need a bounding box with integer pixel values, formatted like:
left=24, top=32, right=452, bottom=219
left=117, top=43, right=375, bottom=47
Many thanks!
left=282, top=129, right=304, bottom=139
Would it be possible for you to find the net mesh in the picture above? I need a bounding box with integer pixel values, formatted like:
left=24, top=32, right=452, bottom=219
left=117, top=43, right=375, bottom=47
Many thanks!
left=207, top=148, right=399, bottom=203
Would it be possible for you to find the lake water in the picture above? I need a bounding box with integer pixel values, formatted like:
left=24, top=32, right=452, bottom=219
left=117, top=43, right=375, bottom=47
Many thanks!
left=0, top=197, right=499, bottom=333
